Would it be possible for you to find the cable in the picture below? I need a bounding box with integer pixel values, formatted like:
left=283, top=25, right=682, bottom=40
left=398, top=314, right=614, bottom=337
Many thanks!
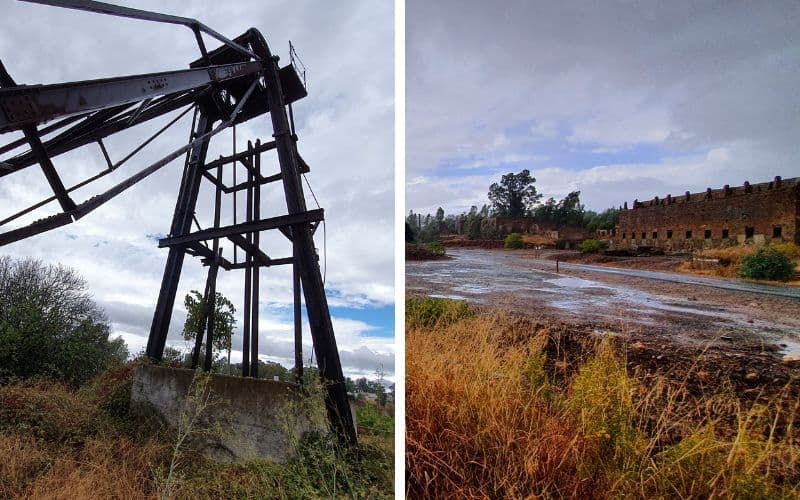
left=302, top=172, right=326, bottom=286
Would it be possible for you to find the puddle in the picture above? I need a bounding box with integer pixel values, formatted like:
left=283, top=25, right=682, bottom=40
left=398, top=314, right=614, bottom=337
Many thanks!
left=546, top=277, right=608, bottom=289
left=407, top=249, right=800, bottom=351
left=452, top=284, right=493, bottom=294
left=779, top=338, right=800, bottom=357
left=428, top=293, right=466, bottom=300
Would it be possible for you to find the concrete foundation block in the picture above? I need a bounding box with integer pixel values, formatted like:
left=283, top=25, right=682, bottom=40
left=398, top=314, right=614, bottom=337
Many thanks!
left=130, top=364, right=328, bottom=463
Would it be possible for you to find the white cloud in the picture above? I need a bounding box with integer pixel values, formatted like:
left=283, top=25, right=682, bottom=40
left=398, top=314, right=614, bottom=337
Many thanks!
left=407, top=0, right=800, bottom=214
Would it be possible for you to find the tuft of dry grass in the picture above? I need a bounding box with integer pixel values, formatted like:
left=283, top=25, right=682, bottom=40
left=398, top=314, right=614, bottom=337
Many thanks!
left=406, top=298, right=800, bottom=498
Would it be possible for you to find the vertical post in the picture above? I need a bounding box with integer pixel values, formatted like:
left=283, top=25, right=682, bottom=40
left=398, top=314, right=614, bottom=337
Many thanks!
left=241, top=142, right=253, bottom=376
left=203, top=250, right=220, bottom=372
left=260, top=46, right=357, bottom=445
left=147, top=112, right=213, bottom=361
left=293, top=236, right=303, bottom=384
left=232, top=125, right=237, bottom=264
left=203, top=164, right=224, bottom=372
left=250, top=142, right=261, bottom=379
left=190, top=276, right=212, bottom=369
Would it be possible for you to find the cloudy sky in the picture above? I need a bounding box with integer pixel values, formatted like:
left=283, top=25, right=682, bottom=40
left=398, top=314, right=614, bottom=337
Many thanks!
left=407, top=0, right=800, bottom=216
left=0, top=0, right=394, bottom=380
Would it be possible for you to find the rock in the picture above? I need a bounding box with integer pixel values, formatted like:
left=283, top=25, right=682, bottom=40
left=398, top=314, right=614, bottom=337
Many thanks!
left=745, top=372, right=759, bottom=382
left=747, top=319, right=754, bottom=324
left=688, top=296, right=698, bottom=302
left=632, top=342, right=645, bottom=352
left=696, top=371, right=711, bottom=382
left=782, top=354, right=800, bottom=367
left=720, top=336, right=733, bottom=341
left=656, top=355, right=665, bottom=361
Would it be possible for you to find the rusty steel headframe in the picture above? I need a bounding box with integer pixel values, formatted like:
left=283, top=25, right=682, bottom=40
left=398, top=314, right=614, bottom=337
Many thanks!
left=0, top=0, right=356, bottom=446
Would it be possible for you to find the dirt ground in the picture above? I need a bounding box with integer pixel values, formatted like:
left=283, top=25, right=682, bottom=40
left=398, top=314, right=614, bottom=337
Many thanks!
left=407, top=248, right=800, bottom=401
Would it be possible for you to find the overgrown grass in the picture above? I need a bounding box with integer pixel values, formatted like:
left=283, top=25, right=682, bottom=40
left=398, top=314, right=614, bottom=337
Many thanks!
left=0, top=364, right=394, bottom=499
left=406, top=298, right=800, bottom=498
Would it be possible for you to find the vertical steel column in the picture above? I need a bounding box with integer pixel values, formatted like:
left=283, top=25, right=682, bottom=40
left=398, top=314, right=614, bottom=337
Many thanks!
left=241, top=143, right=254, bottom=376
left=203, top=164, right=224, bottom=372
left=146, top=112, right=214, bottom=360
left=250, top=141, right=261, bottom=378
left=293, top=236, right=303, bottom=384
left=190, top=275, right=212, bottom=368
left=261, top=52, right=357, bottom=445
left=203, top=250, right=220, bottom=371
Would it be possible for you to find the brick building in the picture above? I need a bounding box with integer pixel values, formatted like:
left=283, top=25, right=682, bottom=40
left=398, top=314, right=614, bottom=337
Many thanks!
left=610, top=176, right=800, bottom=252
left=489, top=217, right=591, bottom=244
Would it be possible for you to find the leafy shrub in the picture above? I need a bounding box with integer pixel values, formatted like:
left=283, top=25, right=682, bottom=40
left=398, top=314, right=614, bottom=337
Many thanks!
left=356, top=404, right=393, bottom=436
left=577, top=239, right=606, bottom=254
left=739, top=248, right=795, bottom=281
left=406, top=297, right=471, bottom=329
left=0, top=257, right=128, bottom=387
left=425, top=242, right=446, bottom=256
left=504, top=232, right=524, bottom=249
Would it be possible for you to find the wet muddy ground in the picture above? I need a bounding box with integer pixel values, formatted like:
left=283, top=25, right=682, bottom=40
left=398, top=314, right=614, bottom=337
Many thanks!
left=407, top=248, right=800, bottom=397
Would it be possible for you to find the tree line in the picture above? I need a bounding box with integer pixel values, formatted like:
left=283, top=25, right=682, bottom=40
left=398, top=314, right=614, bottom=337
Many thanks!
left=407, top=169, right=620, bottom=243
left=0, top=256, right=392, bottom=406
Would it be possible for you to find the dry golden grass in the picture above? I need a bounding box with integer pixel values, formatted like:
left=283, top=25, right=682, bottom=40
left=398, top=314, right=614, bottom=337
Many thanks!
left=0, top=368, right=394, bottom=499
left=522, top=234, right=557, bottom=246
left=406, top=299, right=800, bottom=498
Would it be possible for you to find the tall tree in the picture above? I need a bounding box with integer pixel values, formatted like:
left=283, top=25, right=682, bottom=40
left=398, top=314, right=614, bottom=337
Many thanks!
left=0, top=257, right=127, bottom=387
left=487, top=169, right=542, bottom=217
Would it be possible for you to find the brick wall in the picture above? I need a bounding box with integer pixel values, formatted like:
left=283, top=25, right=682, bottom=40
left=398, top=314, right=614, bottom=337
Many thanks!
left=611, top=176, right=800, bottom=252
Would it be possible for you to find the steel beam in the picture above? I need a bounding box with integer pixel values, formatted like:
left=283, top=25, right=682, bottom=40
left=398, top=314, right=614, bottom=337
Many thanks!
left=22, top=0, right=258, bottom=59
left=157, top=209, right=324, bottom=248
left=0, top=61, right=261, bottom=132
left=259, top=36, right=357, bottom=446
left=146, top=112, right=213, bottom=361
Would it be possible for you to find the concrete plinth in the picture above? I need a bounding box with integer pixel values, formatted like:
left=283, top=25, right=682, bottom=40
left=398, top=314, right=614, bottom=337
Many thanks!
left=130, top=364, right=327, bottom=463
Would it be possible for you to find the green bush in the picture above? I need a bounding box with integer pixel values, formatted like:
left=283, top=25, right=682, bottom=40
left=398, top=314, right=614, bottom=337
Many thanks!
left=406, top=297, right=472, bottom=329
left=739, top=248, right=795, bottom=281
left=356, top=404, right=394, bottom=436
left=504, top=233, right=524, bottom=249
left=577, top=239, right=606, bottom=254
left=425, top=242, right=446, bottom=256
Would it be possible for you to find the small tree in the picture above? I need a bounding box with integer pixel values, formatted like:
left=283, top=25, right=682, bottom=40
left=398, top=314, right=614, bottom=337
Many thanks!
left=182, top=290, right=236, bottom=368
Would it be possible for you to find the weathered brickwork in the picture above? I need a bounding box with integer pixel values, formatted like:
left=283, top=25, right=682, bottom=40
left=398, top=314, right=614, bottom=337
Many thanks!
left=610, top=176, right=800, bottom=252
left=489, top=217, right=591, bottom=243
